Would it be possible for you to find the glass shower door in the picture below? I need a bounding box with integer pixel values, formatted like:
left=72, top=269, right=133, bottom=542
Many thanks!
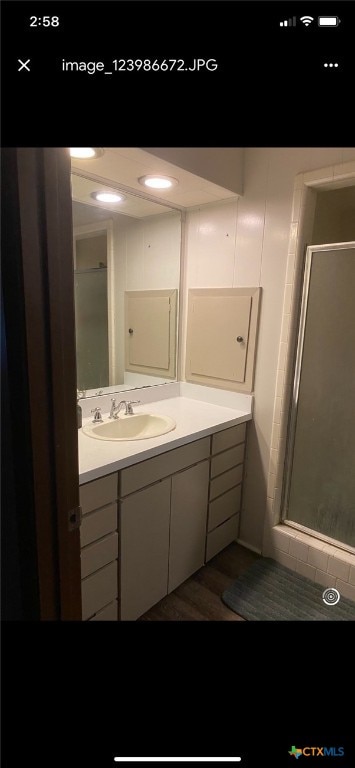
left=74, top=268, right=109, bottom=391
left=283, top=243, right=355, bottom=550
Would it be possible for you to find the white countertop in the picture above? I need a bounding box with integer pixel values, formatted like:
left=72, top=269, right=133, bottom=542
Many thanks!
left=78, top=389, right=252, bottom=484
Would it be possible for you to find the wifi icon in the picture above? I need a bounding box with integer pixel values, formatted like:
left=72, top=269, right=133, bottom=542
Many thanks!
left=300, top=15, right=314, bottom=26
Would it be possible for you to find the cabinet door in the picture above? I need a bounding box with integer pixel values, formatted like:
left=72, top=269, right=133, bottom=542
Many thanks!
left=168, top=460, right=209, bottom=593
left=120, top=479, right=171, bottom=620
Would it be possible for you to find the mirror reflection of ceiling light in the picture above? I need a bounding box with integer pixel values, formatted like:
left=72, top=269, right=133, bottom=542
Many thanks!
left=91, top=191, right=125, bottom=203
left=70, top=148, right=104, bottom=159
left=138, top=175, right=178, bottom=190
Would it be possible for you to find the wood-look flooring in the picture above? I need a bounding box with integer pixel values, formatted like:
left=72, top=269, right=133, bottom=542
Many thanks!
left=139, top=543, right=260, bottom=621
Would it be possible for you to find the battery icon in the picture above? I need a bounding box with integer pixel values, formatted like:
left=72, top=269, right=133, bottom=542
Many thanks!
left=318, top=16, right=340, bottom=27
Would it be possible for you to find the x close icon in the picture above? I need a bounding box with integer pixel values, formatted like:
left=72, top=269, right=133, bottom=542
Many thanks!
left=18, top=59, right=31, bottom=72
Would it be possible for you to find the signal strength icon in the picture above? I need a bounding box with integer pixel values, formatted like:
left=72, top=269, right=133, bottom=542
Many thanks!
left=280, top=17, right=296, bottom=27
left=300, top=16, right=314, bottom=26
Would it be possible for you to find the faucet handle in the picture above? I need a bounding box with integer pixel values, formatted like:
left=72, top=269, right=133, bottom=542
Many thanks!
left=126, top=400, right=141, bottom=414
left=91, top=407, right=103, bottom=423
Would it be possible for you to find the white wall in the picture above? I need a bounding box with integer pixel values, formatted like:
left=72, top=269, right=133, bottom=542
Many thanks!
left=123, top=212, right=181, bottom=291
left=182, top=147, right=355, bottom=552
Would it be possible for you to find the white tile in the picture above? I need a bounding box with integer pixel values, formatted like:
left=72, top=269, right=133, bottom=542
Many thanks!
left=266, top=496, right=275, bottom=518
left=335, top=579, right=355, bottom=603
left=327, top=557, right=350, bottom=581
left=267, top=474, right=276, bottom=499
left=270, top=527, right=292, bottom=553
left=278, top=342, right=288, bottom=371
left=288, top=222, right=299, bottom=255
left=286, top=251, right=296, bottom=284
left=271, top=421, right=281, bottom=449
left=283, top=284, right=293, bottom=315
left=336, top=551, right=355, bottom=566
left=273, top=397, right=282, bottom=424
left=322, top=544, right=339, bottom=556
left=349, top=566, right=355, bottom=586
left=314, top=569, right=337, bottom=589
left=341, top=149, right=355, bottom=163
left=234, top=148, right=269, bottom=286
left=334, top=160, right=355, bottom=179
left=307, top=548, right=329, bottom=571
left=303, top=165, right=334, bottom=185
left=294, top=173, right=304, bottom=190
left=291, top=188, right=303, bottom=222
left=273, top=550, right=297, bottom=571
left=195, top=202, right=237, bottom=287
left=296, top=560, right=316, bottom=581
left=275, top=368, right=285, bottom=398
left=281, top=314, right=291, bottom=344
left=296, top=531, right=323, bottom=547
left=269, top=448, right=279, bottom=475
left=289, top=538, right=309, bottom=562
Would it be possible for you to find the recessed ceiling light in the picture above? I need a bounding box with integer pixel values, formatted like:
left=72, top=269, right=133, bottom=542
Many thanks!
left=91, top=191, right=124, bottom=203
left=70, top=148, right=104, bottom=159
left=138, top=175, right=178, bottom=190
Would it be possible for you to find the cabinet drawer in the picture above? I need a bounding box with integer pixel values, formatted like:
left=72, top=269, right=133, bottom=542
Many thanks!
left=210, top=443, right=245, bottom=478
left=206, top=514, right=240, bottom=561
left=208, top=485, right=242, bottom=532
left=80, top=503, right=117, bottom=547
left=81, top=561, right=118, bottom=620
left=80, top=473, right=118, bottom=515
left=209, top=464, right=243, bottom=501
left=89, top=600, right=118, bottom=621
left=81, top=532, right=118, bottom=579
left=119, top=437, right=210, bottom=496
left=212, top=422, right=246, bottom=454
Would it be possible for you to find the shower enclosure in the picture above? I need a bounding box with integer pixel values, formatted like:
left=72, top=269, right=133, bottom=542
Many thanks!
left=282, top=242, right=355, bottom=551
left=74, top=267, right=109, bottom=391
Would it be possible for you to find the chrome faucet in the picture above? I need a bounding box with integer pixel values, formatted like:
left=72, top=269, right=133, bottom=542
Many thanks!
left=110, top=399, right=141, bottom=418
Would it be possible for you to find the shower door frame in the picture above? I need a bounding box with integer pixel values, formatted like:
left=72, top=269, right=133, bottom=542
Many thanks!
left=281, top=240, right=355, bottom=554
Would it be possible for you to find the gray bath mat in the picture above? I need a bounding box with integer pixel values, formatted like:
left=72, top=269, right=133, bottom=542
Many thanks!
left=222, top=557, right=355, bottom=620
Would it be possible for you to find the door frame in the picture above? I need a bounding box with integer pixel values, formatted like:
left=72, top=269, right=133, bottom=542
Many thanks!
left=281, top=240, right=355, bottom=553
left=2, top=147, right=82, bottom=620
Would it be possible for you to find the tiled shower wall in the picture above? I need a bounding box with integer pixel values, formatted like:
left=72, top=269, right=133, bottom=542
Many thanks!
left=181, top=149, right=355, bottom=555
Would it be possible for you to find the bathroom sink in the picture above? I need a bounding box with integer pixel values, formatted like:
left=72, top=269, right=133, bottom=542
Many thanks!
left=82, top=413, right=176, bottom=441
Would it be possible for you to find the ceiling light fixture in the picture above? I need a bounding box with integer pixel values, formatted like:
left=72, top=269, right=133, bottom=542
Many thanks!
left=70, top=147, right=104, bottom=159
left=91, top=191, right=124, bottom=203
left=138, top=175, right=178, bottom=190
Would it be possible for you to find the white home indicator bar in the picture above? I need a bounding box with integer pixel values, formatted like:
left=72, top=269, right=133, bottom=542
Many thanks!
left=318, top=17, right=340, bottom=26
left=114, top=757, right=242, bottom=763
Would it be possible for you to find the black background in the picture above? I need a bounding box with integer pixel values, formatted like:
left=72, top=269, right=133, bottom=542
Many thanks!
left=1, top=1, right=355, bottom=146
left=2, top=2, right=355, bottom=766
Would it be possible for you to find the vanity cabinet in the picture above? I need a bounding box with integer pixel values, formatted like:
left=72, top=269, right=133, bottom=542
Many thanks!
left=79, top=420, right=248, bottom=621
left=79, top=473, right=119, bottom=621
left=118, top=437, right=210, bottom=620
left=206, top=422, right=246, bottom=561
left=120, top=479, right=171, bottom=621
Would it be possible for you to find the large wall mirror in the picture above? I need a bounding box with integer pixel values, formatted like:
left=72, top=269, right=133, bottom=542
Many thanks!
left=71, top=171, right=182, bottom=397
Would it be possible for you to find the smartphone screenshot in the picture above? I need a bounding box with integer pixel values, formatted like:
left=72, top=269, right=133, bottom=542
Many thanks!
left=2, top=3, right=355, bottom=767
